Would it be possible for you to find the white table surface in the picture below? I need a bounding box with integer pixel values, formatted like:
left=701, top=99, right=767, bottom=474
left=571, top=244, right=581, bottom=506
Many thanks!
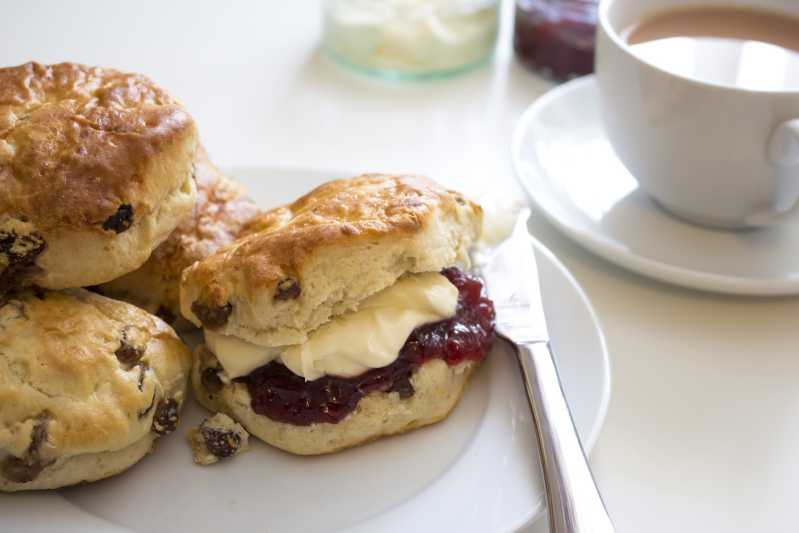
left=3, top=1, right=799, bottom=532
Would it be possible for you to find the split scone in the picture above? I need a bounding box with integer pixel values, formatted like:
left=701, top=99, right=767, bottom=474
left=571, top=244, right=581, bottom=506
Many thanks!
left=97, top=147, right=259, bottom=327
left=181, top=174, right=495, bottom=455
left=0, top=289, right=191, bottom=491
left=0, top=62, right=198, bottom=295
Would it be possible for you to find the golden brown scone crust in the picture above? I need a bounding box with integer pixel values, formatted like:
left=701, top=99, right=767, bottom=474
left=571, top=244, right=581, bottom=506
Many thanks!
left=193, top=346, right=478, bottom=456
left=98, top=147, right=259, bottom=324
left=0, top=61, right=194, bottom=231
left=193, top=173, right=477, bottom=293
left=0, top=289, right=192, bottom=491
left=181, top=174, right=482, bottom=346
left=0, top=62, right=198, bottom=292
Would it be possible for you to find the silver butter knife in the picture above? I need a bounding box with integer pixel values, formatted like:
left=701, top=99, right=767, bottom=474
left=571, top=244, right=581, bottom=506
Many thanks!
left=479, top=208, right=615, bottom=533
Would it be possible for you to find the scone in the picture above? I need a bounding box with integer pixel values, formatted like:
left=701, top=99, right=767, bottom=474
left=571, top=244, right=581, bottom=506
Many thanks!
left=0, top=289, right=192, bottom=491
left=0, top=61, right=198, bottom=295
left=181, top=174, right=495, bottom=455
left=97, top=147, right=259, bottom=327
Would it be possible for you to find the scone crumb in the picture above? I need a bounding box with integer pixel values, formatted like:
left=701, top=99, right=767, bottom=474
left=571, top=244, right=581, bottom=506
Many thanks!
left=189, top=413, right=249, bottom=466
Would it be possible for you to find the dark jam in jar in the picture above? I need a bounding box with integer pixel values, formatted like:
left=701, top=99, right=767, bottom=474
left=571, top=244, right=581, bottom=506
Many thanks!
left=241, top=267, right=495, bottom=426
left=514, top=0, right=597, bottom=81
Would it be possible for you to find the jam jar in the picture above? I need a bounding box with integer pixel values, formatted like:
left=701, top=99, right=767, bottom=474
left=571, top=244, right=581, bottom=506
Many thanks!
left=514, top=0, right=598, bottom=81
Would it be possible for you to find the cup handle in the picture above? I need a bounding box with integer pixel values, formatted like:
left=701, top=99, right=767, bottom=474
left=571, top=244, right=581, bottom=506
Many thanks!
left=768, top=119, right=799, bottom=167
left=760, top=119, right=799, bottom=218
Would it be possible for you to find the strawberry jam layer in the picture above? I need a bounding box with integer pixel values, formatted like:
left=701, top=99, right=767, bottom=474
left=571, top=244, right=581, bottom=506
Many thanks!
left=241, top=268, right=495, bottom=426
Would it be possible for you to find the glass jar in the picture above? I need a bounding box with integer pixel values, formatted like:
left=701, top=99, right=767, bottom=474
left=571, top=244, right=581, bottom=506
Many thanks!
left=514, top=0, right=598, bottom=81
left=322, top=0, right=500, bottom=80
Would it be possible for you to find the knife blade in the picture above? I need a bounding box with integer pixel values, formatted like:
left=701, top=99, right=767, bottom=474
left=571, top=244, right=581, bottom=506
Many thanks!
left=479, top=207, right=549, bottom=344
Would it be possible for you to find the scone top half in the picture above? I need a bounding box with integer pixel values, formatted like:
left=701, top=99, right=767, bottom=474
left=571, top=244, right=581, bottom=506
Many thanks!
left=180, top=173, right=482, bottom=348
left=0, top=62, right=198, bottom=292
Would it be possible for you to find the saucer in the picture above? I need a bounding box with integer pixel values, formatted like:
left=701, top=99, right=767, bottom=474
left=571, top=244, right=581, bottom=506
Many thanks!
left=512, top=75, right=799, bottom=296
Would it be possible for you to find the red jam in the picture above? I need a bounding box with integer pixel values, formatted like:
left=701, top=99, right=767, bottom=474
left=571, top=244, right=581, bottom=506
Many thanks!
left=241, top=268, right=495, bottom=426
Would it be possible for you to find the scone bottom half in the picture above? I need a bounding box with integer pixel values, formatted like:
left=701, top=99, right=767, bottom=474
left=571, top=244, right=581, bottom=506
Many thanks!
left=192, top=267, right=496, bottom=455
left=0, top=288, right=192, bottom=491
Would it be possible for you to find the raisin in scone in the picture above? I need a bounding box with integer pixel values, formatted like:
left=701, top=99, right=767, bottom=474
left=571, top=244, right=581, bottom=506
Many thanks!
left=0, top=62, right=198, bottom=295
left=181, top=174, right=495, bottom=455
left=98, top=146, right=259, bottom=327
left=0, top=289, right=192, bottom=491
left=188, top=413, right=250, bottom=466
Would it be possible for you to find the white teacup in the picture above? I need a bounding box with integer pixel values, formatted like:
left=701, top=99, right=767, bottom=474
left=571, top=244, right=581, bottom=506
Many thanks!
left=596, top=0, right=799, bottom=229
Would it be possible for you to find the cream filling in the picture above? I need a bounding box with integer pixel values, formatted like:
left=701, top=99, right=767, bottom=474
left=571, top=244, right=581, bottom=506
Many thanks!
left=205, top=272, right=459, bottom=381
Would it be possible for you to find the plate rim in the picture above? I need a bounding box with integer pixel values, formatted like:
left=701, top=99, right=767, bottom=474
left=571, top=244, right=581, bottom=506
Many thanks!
left=529, top=236, right=612, bottom=455
left=511, top=75, right=799, bottom=297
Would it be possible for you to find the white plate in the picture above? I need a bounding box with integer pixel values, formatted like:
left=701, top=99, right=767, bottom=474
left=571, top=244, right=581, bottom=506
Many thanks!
left=512, top=76, right=799, bottom=296
left=1, top=168, right=610, bottom=533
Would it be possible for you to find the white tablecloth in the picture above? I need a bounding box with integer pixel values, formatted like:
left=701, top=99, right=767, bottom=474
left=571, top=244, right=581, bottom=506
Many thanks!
left=3, top=2, right=798, bottom=531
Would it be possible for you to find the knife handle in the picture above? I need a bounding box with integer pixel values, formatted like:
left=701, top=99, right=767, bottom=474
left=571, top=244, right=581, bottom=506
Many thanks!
left=514, top=340, right=614, bottom=533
